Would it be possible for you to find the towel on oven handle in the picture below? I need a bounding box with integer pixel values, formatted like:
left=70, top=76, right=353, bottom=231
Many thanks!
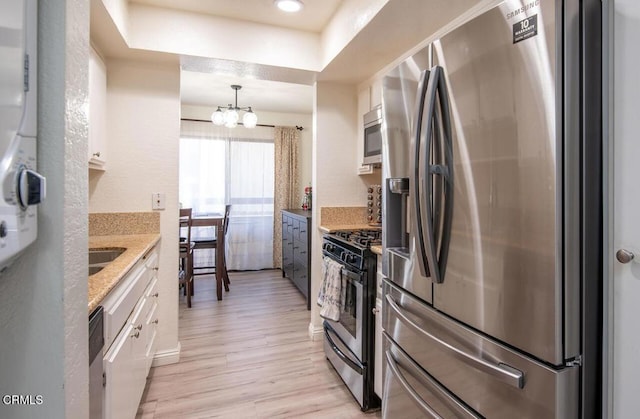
left=318, top=256, right=345, bottom=321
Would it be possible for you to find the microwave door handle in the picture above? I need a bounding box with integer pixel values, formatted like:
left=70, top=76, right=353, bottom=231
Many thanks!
left=411, top=68, right=432, bottom=278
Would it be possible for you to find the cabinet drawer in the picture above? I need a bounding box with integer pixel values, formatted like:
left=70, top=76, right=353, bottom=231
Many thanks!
left=292, top=258, right=309, bottom=298
left=293, top=239, right=308, bottom=260
left=299, top=227, right=308, bottom=245
left=103, top=265, right=147, bottom=352
left=145, top=276, right=159, bottom=299
left=292, top=219, right=300, bottom=239
left=144, top=301, right=159, bottom=373
left=103, top=323, right=136, bottom=419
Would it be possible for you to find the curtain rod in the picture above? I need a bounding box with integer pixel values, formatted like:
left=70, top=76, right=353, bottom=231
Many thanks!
left=181, top=118, right=303, bottom=131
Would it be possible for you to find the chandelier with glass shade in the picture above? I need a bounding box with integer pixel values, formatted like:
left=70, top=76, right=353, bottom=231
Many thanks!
left=211, top=85, right=258, bottom=129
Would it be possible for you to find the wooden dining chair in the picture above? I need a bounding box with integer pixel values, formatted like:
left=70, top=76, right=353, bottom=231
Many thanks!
left=179, top=208, right=194, bottom=307
left=192, top=204, right=231, bottom=291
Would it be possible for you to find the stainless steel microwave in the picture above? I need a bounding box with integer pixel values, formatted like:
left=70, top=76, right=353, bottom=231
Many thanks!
left=363, top=106, right=382, bottom=165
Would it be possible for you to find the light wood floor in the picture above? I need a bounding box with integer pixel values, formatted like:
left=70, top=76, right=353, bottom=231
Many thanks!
left=137, top=270, right=382, bottom=418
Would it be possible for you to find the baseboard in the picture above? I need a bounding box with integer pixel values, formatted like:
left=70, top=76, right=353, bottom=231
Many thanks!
left=152, top=342, right=181, bottom=367
left=308, top=322, right=324, bottom=341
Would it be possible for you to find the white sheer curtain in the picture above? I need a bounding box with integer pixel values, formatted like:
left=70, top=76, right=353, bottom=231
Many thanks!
left=180, top=120, right=274, bottom=270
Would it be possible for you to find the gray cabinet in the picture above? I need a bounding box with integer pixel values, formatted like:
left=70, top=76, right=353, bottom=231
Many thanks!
left=281, top=209, right=311, bottom=309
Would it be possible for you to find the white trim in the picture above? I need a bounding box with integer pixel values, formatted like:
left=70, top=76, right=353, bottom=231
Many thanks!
left=152, top=342, right=181, bottom=367
left=308, top=322, right=324, bottom=341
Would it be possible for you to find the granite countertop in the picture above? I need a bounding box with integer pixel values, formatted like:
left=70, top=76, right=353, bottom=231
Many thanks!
left=88, top=233, right=160, bottom=313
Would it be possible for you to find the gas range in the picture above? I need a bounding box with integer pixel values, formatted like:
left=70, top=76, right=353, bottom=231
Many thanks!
left=320, top=227, right=381, bottom=411
left=322, top=229, right=381, bottom=271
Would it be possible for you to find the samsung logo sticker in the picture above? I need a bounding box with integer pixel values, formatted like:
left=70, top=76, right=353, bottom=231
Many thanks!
left=505, top=0, right=540, bottom=20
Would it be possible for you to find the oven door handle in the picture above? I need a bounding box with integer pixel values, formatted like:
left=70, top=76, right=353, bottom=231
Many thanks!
left=324, top=327, right=363, bottom=374
left=340, top=267, right=364, bottom=283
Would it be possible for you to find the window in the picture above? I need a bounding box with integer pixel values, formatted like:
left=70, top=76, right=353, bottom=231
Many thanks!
left=179, top=121, right=274, bottom=270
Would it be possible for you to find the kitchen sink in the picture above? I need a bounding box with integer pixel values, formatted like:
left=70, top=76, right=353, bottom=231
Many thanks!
left=89, top=266, right=105, bottom=276
left=89, top=247, right=126, bottom=275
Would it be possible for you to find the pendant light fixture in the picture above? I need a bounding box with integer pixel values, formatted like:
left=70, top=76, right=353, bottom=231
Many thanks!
left=210, top=85, right=258, bottom=129
left=275, top=0, right=304, bottom=13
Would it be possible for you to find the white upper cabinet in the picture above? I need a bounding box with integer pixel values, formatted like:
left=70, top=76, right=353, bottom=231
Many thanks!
left=88, top=46, right=107, bottom=170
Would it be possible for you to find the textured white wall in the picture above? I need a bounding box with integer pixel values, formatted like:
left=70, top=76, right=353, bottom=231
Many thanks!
left=88, top=59, right=181, bottom=358
left=309, top=81, right=372, bottom=334
left=0, top=1, right=90, bottom=418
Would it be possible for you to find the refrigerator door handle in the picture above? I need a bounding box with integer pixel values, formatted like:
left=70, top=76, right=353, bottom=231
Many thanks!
left=431, top=66, right=454, bottom=284
left=385, top=294, right=525, bottom=389
left=384, top=350, right=445, bottom=418
left=411, top=68, right=432, bottom=278
left=420, top=66, right=453, bottom=284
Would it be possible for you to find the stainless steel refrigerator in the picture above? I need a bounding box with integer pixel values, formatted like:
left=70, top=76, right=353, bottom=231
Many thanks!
left=380, top=0, right=602, bottom=417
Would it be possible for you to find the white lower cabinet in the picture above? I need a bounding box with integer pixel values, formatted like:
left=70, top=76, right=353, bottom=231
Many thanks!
left=102, top=246, right=159, bottom=419
left=104, top=323, right=137, bottom=419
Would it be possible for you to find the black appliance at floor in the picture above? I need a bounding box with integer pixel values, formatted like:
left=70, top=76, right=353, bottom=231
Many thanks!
left=89, top=306, right=104, bottom=419
left=321, top=229, right=381, bottom=411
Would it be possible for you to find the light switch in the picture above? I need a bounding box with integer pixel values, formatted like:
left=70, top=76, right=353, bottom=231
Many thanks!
left=152, top=193, right=165, bottom=210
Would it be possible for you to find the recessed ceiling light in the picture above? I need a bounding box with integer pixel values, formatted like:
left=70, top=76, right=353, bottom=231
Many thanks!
left=275, top=0, right=304, bottom=13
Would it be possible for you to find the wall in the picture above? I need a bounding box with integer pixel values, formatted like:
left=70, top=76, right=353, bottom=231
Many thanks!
left=181, top=105, right=313, bottom=200
left=320, top=0, right=389, bottom=67
left=310, top=81, right=373, bottom=336
left=610, top=1, right=640, bottom=416
left=0, top=1, right=89, bottom=418
left=88, top=59, right=181, bottom=362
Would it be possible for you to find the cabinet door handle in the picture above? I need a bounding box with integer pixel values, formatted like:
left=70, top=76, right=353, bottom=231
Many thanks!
left=153, top=267, right=159, bottom=271
left=152, top=319, right=159, bottom=325
left=130, top=331, right=140, bottom=339
left=135, top=323, right=143, bottom=330
left=152, top=292, right=159, bottom=298
left=92, top=151, right=101, bottom=157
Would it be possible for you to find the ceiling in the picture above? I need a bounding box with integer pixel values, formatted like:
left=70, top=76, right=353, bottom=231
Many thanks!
left=130, top=0, right=343, bottom=32
left=181, top=72, right=314, bottom=114
left=128, top=0, right=344, bottom=114
left=97, top=0, right=481, bottom=115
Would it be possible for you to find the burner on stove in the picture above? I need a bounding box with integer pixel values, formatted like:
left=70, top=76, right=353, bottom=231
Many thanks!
left=330, top=229, right=382, bottom=248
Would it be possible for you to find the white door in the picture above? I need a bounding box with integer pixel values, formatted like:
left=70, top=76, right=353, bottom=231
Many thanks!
left=611, top=0, right=640, bottom=416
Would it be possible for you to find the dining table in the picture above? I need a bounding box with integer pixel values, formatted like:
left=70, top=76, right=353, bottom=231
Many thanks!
left=190, top=214, right=227, bottom=301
